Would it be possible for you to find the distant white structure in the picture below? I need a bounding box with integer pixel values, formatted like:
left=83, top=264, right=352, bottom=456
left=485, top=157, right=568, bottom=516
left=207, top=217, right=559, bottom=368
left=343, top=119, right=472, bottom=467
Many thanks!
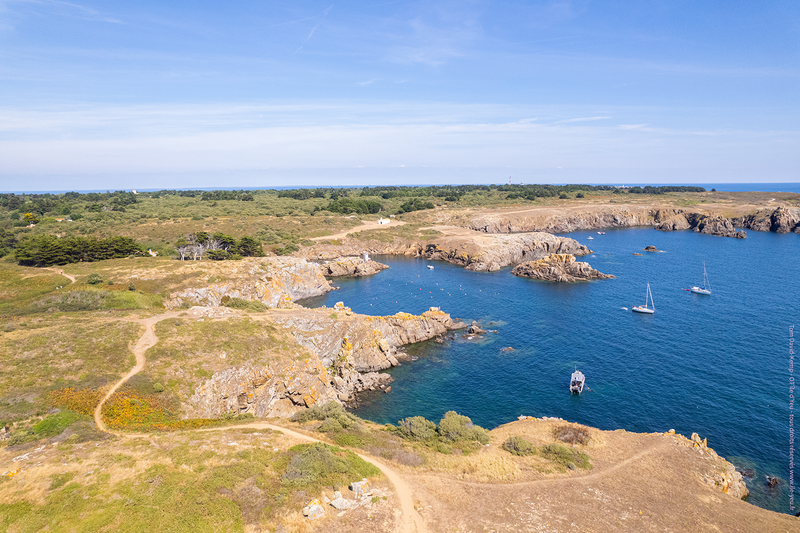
left=378, top=217, right=390, bottom=225
left=132, top=190, right=138, bottom=194
left=148, top=249, right=158, bottom=257
left=363, top=253, right=370, bottom=262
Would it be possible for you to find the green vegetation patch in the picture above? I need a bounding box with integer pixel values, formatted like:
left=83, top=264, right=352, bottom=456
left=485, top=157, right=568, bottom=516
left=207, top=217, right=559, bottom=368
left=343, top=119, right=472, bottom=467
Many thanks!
left=500, top=436, right=592, bottom=471
left=0, top=320, right=142, bottom=422
left=390, top=410, right=490, bottom=455
left=4, top=410, right=88, bottom=446
left=281, top=442, right=379, bottom=488
left=501, top=435, right=538, bottom=456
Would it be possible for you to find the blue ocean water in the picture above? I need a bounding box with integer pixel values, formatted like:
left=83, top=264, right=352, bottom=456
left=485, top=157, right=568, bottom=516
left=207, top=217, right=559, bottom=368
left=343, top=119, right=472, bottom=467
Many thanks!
left=303, top=228, right=800, bottom=513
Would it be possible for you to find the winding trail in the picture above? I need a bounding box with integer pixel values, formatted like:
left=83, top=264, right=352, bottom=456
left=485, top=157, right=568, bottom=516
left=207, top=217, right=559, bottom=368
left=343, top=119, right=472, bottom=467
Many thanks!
left=93, top=310, right=427, bottom=533
left=47, top=267, right=77, bottom=283
left=311, top=219, right=406, bottom=241
left=92, top=309, right=672, bottom=533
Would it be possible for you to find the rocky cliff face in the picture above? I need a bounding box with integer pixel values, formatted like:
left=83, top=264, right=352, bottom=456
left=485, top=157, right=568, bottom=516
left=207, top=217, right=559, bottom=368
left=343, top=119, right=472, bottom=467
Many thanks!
left=467, top=206, right=678, bottom=234
left=165, top=257, right=333, bottom=309
left=424, top=232, right=591, bottom=272
left=187, top=306, right=458, bottom=419
left=465, top=206, right=761, bottom=238
left=511, top=254, right=615, bottom=282
left=684, top=213, right=747, bottom=239
left=319, top=257, right=390, bottom=277
left=733, top=206, right=800, bottom=234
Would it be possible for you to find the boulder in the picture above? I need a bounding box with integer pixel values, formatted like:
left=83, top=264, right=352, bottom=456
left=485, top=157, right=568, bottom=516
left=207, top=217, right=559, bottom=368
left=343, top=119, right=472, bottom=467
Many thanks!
left=302, top=500, right=325, bottom=520
left=643, top=245, right=660, bottom=252
left=467, top=321, right=486, bottom=335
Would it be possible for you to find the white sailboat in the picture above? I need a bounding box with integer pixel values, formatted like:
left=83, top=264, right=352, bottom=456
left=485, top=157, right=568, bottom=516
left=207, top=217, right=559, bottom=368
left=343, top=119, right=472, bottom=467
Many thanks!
left=690, top=263, right=712, bottom=295
left=632, top=283, right=655, bottom=314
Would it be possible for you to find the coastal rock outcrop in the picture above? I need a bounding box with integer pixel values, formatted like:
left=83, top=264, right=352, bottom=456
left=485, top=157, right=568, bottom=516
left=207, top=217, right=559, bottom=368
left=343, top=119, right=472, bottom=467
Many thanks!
left=187, top=306, right=460, bottom=418
left=687, top=214, right=747, bottom=239
left=165, top=257, right=332, bottom=309
left=733, top=206, right=800, bottom=234
left=511, top=254, right=615, bottom=282
left=467, top=206, right=673, bottom=234
left=424, top=232, right=591, bottom=272
left=320, top=257, right=389, bottom=277
left=270, top=305, right=456, bottom=372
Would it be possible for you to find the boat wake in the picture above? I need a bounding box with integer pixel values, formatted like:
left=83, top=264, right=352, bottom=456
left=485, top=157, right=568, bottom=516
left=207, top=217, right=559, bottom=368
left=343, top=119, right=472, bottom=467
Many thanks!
left=620, top=307, right=628, bottom=310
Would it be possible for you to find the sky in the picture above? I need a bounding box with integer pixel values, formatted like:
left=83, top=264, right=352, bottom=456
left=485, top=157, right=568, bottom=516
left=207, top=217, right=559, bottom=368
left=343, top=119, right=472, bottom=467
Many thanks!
left=0, top=0, right=798, bottom=190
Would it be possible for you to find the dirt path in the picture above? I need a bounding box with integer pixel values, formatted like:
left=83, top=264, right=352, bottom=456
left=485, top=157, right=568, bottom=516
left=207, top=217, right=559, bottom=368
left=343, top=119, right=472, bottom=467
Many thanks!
left=312, top=219, right=406, bottom=241
left=93, top=312, right=178, bottom=432
left=208, top=422, right=426, bottom=533
left=47, top=267, right=77, bottom=283
left=92, top=310, right=426, bottom=533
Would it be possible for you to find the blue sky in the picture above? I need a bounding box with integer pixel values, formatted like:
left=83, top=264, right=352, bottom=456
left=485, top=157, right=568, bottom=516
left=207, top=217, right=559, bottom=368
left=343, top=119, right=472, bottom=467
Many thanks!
left=0, top=0, right=798, bottom=190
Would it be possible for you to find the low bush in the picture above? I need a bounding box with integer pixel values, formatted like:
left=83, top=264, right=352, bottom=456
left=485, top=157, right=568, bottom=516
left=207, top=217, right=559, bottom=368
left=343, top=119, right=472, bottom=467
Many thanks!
left=501, top=435, right=538, bottom=456
left=553, top=425, right=591, bottom=445
left=437, top=411, right=490, bottom=445
left=223, top=297, right=268, bottom=312
left=87, top=273, right=103, bottom=285
left=539, top=443, right=592, bottom=470
left=281, top=442, right=379, bottom=488
left=397, top=416, right=437, bottom=442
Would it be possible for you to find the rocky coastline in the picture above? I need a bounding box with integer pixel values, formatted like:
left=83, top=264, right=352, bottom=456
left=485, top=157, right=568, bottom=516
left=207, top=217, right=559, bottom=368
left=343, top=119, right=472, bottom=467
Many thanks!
left=319, top=256, right=389, bottom=277
left=465, top=205, right=799, bottom=237
left=164, top=257, right=333, bottom=309
left=511, top=253, right=615, bottom=282
left=187, top=305, right=462, bottom=419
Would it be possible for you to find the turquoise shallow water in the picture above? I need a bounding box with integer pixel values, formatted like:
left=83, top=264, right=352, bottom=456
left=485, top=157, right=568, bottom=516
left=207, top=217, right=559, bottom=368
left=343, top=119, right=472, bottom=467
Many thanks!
left=301, top=228, right=800, bottom=513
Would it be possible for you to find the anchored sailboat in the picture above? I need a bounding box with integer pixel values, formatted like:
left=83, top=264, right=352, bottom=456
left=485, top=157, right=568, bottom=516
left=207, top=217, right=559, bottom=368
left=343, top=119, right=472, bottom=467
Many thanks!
left=632, top=283, right=655, bottom=314
left=690, top=263, right=712, bottom=295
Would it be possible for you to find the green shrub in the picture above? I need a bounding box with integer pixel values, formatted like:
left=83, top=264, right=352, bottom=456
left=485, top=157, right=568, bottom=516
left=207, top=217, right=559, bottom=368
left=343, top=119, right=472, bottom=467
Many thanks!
left=223, top=297, right=268, bottom=312
left=87, top=273, right=102, bottom=285
left=292, top=402, right=358, bottom=429
left=539, top=443, right=592, bottom=470
left=318, top=417, right=344, bottom=433
left=559, top=192, right=569, bottom=199
left=576, top=192, right=585, bottom=198
left=280, top=442, right=378, bottom=487
left=437, top=411, right=490, bottom=445
left=501, top=435, right=538, bottom=456
left=397, top=416, right=437, bottom=442
left=128, top=282, right=135, bottom=291
left=152, top=383, right=165, bottom=393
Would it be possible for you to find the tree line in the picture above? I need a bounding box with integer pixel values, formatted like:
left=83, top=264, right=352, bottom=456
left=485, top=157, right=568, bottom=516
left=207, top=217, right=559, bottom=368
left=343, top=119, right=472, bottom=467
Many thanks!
left=175, top=232, right=263, bottom=261
left=15, top=235, right=142, bottom=266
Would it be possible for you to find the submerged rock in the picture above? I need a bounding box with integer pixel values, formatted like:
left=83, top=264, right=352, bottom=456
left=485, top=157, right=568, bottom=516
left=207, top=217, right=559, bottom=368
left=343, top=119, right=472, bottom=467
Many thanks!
left=511, top=254, right=615, bottom=283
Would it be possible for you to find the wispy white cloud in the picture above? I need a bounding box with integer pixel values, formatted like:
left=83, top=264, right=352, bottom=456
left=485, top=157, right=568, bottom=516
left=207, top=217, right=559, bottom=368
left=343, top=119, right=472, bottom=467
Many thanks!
left=552, top=116, right=612, bottom=124
left=5, top=0, right=121, bottom=23
left=307, top=5, right=333, bottom=40
left=1, top=102, right=797, bottom=180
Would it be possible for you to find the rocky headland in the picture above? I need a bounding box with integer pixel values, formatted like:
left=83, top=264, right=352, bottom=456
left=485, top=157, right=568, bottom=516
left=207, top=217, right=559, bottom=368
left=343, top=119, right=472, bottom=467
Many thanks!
left=461, top=205, right=798, bottom=238
left=164, top=257, right=333, bottom=309
left=187, top=305, right=460, bottom=419
left=733, top=206, right=800, bottom=234
left=319, top=256, right=389, bottom=277
left=422, top=230, right=591, bottom=271
left=511, top=253, right=615, bottom=282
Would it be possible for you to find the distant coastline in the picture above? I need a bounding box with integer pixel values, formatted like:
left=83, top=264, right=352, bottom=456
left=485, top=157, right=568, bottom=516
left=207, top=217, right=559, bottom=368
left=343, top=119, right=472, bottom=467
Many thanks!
left=3, top=182, right=800, bottom=195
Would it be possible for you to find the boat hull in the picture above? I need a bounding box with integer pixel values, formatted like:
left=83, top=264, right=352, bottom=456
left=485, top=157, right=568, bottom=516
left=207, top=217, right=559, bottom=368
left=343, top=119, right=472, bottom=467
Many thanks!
left=632, top=306, right=654, bottom=314
left=690, top=286, right=711, bottom=295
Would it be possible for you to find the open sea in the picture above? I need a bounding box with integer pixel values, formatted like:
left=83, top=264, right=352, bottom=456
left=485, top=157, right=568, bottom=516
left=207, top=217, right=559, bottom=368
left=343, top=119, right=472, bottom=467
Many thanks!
left=301, top=227, right=800, bottom=514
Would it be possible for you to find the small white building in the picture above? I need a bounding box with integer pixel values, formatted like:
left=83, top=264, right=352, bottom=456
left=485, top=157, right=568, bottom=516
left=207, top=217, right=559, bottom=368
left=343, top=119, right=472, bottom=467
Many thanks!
left=378, top=217, right=391, bottom=225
